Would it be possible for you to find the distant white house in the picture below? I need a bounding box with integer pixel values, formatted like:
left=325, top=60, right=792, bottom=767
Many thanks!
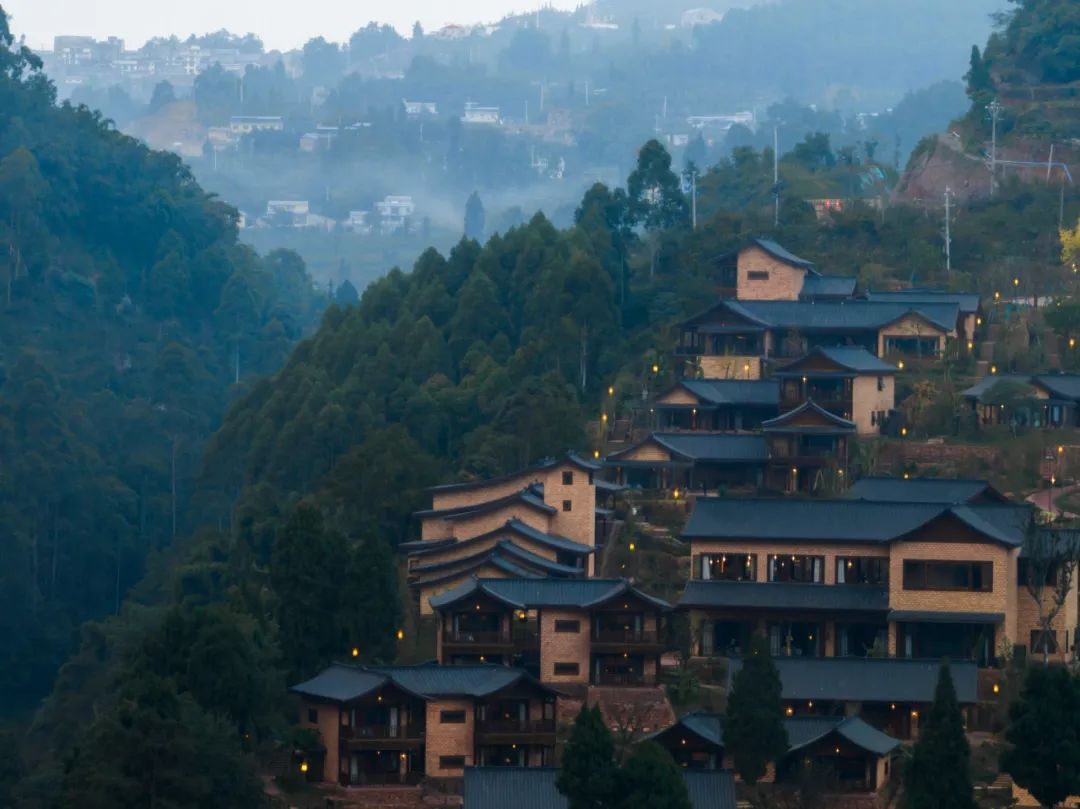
left=403, top=100, right=438, bottom=118
left=230, top=115, right=285, bottom=135
left=264, top=200, right=310, bottom=228
left=375, top=195, right=415, bottom=234
left=344, top=210, right=371, bottom=233
left=680, top=8, right=724, bottom=27
left=462, top=102, right=501, bottom=125
left=299, top=127, right=339, bottom=152
left=686, top=112, right=755, bottom=132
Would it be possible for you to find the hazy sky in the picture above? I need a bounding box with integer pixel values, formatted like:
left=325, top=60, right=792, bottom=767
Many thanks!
left=4, top=0, right=578, bottom=51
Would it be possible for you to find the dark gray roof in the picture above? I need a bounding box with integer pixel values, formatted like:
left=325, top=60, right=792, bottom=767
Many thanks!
left=606, top=433, right=768, bottom=465
left=728, top=300, right=959, bottom=333
left=865, top=289, right=980, bottom=314
left=430, top=452, right=600, bottom=494
left=463, top=767, right=736, bottom=809
left=888, top=610, right=1005, bottom=624
left=959, top=373, right=1080, bottom=403
left=1035, top=374, right=1080, bottom=401
left=414, top=488, right=556, bottom=519
left=406, top=519, right=593, bottom=560
left=761, top=399, right=856, bottom=433
left=682, top=498, right=1025, bottom=547
left=679, top=581, right=888, bottom=612
left=960, top=374, right=1042, bottom=401
left=652, top=433, right=769, bottom=463
left=428, top=577, right=671, bottom=611
left=844, top=477, right=1009, bottom=505
left=750, top=238, right=817, bottom=272
left=728, top=657, right=978, bottom=703
left=801, top=275, right=857, bottom=299
left=672, top=379, right=780, bottom=407
left=496, top=541, right=586, bottom=576
left=504, top=519, right=595, bottom=555
left=290, top=664, right=390, bottom=703
left=653, top=713, right=898, bottom=757
left=776, top=346, right=897, bottom=376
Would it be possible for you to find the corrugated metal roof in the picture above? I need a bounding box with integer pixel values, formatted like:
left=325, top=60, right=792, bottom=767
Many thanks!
left=728, top=657, right=978, bottom=703
left=679, top=580, right=888, bottom=612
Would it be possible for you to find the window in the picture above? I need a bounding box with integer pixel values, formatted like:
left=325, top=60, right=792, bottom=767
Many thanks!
left=562, top=471, right=574, bottom=485
left=554, top=620, right=581, bottom=633
left=768, top=554, right=824, bottom=583
left=440, top=710, right=466, bottom=724
left=877, top=376, right=885, bottom=391
left=836, top=557, right=888, bottom=586
left=902, top=560, right=993, bottom=592
left=1031, top=629, right=1058, bottom=654
left=307, top=708, right=318, bottom=724
left=747, top=271, right=770, bottom=281
left=699, top=553, right=756, bottom=582
left=439, top=756, right=466, bottom=769
left=562, top=500, right=572, bottom=512
left=553, top=662, right=580, bottom=676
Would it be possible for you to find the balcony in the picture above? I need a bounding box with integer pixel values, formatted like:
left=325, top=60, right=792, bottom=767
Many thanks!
left=342, top=725, right=425, bottom=748
left=592, top=672, right=648, bottom=687
left=780, top=396, right=850, bottom=414
left=443, top=629, right=515, bottom=654
left=475, top=718, right=557, bottom=743
left=591, top=629, right=665, bottom=653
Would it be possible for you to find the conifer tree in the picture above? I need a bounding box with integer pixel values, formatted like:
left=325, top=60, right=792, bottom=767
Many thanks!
left=1002, top=665, right=1080, bottom=809
left=557, top=704, right=619, bottom=809
left=722, top=634, right=788, bottom=786
left=616, top=742, right=692, bottom=809
left=903, top=661, right=976, bottom=809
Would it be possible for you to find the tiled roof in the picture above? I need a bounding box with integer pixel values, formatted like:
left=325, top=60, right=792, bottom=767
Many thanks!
left=960, top=374, right=1042, bottom=400
left=1036, top=374, right=1080, bottom=400
left=682, top=498, right=1025, bottom=547
left=801, top=275, right=857, bottom=299
left=760, top=399, right=856, bottom=433
left=429, top=452, right=600, bottom=494
left=865, top=289, right=980, bottom=314
left=959, top=373, right=1080, bottom=403
left=463, top=767, right=736, bottom=809
left=428, top=577, right=671, bottom=611
left=650, top=433, right=770, bottom=463
left=750, top=238, right=817, bottom=272
left=495, top=541, right=586, bottom=576
left=844, top=476, right=1009, bottom=504
left=406, top=520, right=593, bottom=561
left=679, top=580, right=888, bottom=612
left=414, top=488, right=557, bottom=519
left=289, top=664, right=391, bottom=702
left=727, top=657, right=978, bottom=703
left=675, top=379, right=780, bottom=407
left=728, top=300, right=960, bottom=333
left=653, top=713, right=899, bottom=757
left=410, top=541, right=584, bottom=579
left=505, top=518, right=594, bottom=554
left=776, top=346, right=897, bottom=376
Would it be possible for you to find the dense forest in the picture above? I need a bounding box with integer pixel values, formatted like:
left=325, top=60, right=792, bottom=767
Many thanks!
left=0, top=6, right=324, bottom=723
left=4, top=0, right=1080, bottom=804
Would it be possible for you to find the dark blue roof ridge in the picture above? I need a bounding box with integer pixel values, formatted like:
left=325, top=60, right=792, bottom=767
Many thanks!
left=748, top=237, right=819, bottom=273
left=429, top=576, right=672, bottom=611
left=777, top=346, right=898, bottom=375
left=845, top=476, right=1012, bottom=505
left=406, top=519, right=593, bottom=560
left=685, top=299, right=959, bottom=335
left=606, top=432, right=768, bottom=464
left=429, top=452, right=599, bottom=494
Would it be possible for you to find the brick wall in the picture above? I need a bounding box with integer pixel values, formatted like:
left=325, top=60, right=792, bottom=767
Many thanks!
left=541, top=463, right=596, bottom=552
left=657, top=387, right=700, bottom=405
left=877, top=315, right=950, bottom=356
left=425, top=698, right=475, bottom=777
left=540, top=608, right=591, bottom=685
left=736, top=246, right=806, bottom=301
left=431, top=474, right=539, bottom=511
left=1016, top=575, right=1078, bottom=663
left=300, top=700, right=340, bottom=783
left=852, top=375, right=895, bottom=436
left=449, top=505, right=552, bottom=541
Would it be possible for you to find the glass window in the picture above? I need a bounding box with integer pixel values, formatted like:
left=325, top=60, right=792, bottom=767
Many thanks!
left=554, top=620, right=580, bottom=633
left=699, top=553, right=756, bottom=581
left=902, top=560, right=993, bottom=592
left=440, top=710, right=466, bottom=724
left=747, top=271, right=770, bottom=281
left=836, top=557, right=888, bottom=586
left=439, top=756, right=466, bottom=769
left=1031, top=630, right=1058, bottom=654
left=562, top=471, right=573, bottom=485
left=768, top=554, right=824, bottom=583
left=553, top=662, right=580, bottom=675
left=562, top=500, right=572, bottom=512
left=307, top=708, right=318, bottom=724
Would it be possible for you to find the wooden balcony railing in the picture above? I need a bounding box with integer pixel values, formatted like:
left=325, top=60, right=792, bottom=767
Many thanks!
left=592, top=629, right=661, bottom=644
left=476, top=718, right=556, bottom=735
left=592, top=672, right=648, bottom=686
left=342, top=725, right=425, bottom=741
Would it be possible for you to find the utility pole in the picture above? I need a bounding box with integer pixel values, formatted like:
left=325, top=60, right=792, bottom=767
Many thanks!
left=773, top=126, right=780, bottom=227
left=662, top=95, right=667, bottom=120
left=540, top=80, right=545, bottom=113
left=584, top=80, right=590, bottom=107
left=987, top=98, right=1002, bottom=197
left=691, top=170, right=698, bottom=230
left=944, top=186, right=952, bottom=273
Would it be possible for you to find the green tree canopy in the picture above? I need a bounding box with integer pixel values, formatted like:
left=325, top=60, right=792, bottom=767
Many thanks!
left=557, top=704, right=619, bottom=809
left=721, top=634, right=788, bottom=786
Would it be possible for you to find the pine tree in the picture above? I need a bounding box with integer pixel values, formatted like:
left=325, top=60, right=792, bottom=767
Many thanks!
left=464, top=191, right=486, bottom=241
left=903, top=661, right=976, bottom=809
left=721, top=634, right=788, bottom=786
left=616, top=742, right=692, bottom=809
left=557, top=704, right=619, bottom=809
left=1001, top=666, right=1080, bottom=809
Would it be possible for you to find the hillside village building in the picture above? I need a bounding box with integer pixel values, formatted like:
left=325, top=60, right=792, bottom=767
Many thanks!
left=403, top=454, right=612, bottom=614
left=962, top=372, right=1080, bottom=429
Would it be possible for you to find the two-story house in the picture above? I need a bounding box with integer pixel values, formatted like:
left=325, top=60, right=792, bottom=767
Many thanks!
left=403, top=454, right=605, bottom=614
left=292, top=663, right=562, bottom=787
left=961, top=373, right=1080, bottom=429
left=708, top=238, right=855, bottom=303
left=428, top=578, right=671, bottom=691
left=654, top=379, right=780, bottom=432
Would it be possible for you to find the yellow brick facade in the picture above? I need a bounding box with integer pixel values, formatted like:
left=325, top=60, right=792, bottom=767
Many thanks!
left=301, top=701, right=341, bottom=783
left=736, top=245, right=807, bottom=301
left=431, top=474, right=539, bottom=511
left=851, top=375, right=895, bottom=435
left=540, top=463, right=597, bottom=551
left=539, top=609, right=592, bottom=685
left=877, top=315, right=950, bottom=356
left=425, top=699, right=474, bottom=777
left=699, top=355, right=761, bottom=379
